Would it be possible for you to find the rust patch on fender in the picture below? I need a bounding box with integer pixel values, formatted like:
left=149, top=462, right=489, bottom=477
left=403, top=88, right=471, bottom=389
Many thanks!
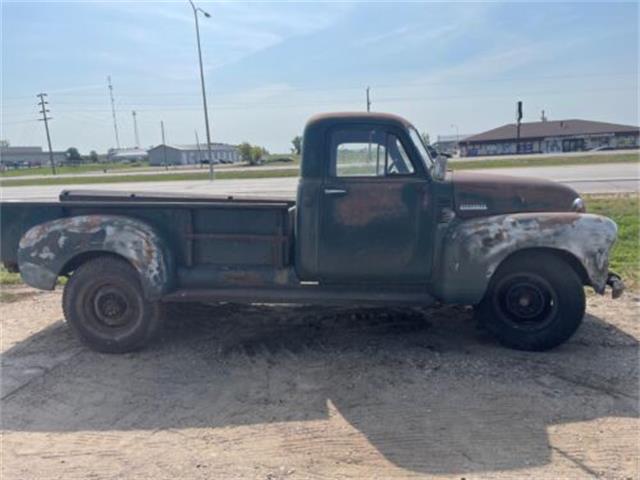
left=18, top=215, right=173, bottom=298
left=437, top=212, right=618, bottom=303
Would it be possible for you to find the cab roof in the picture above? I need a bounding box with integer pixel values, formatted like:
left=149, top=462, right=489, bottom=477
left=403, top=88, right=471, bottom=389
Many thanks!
left=305, top=112, right=413, bottom=130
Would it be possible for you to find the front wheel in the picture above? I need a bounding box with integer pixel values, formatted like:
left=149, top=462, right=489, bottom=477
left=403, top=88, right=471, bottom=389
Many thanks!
left=475, top=254, right=586, bottom=351
left=62, top=256, right=164, bottom=353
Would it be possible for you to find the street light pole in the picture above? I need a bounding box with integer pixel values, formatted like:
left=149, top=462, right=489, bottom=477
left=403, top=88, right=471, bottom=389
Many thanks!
left=189, top=0, right=214, bottom=181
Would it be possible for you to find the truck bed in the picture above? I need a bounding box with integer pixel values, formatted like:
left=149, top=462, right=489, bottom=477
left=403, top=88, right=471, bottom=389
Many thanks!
left=58, top=189, right=294, bottom=204
left=1, top=190, right=296, bottom=281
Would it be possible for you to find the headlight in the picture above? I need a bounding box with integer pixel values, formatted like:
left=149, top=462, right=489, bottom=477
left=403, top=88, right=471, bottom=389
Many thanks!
left=572, top=197, right=586, bottom=213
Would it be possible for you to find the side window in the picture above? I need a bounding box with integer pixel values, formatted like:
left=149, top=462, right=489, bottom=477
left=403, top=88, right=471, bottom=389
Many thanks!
left=331, top=128, right=415, bottom=177
left=387, top=136, right=415, bottom=175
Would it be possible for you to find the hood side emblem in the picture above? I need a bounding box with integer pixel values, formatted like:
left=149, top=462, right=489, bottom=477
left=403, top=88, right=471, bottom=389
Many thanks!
left=459, top=203, right=488, bottom=211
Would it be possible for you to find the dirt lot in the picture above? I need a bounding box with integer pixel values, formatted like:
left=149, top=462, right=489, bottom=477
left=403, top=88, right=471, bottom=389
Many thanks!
left=1, top=287, right=638, bottom=479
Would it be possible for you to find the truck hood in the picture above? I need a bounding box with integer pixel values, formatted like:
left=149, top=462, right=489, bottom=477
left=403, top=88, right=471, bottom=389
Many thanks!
left=451, top=171, right=580, bottom=219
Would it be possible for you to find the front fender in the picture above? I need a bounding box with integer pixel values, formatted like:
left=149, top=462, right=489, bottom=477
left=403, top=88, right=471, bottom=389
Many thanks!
left=434, top=213, right=617, bottom=304
left=18, top=215, right=174, bottom=300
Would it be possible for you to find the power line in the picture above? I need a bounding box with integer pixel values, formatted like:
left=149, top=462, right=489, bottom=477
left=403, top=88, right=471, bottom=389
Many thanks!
left=1, top=119, right=38, bottom=125
left=4, top=81, right=637, bottom=114
left=36, top=93, right=56, bottom=175
left=4, top=70, right=636, bottom=102
left=8, top=85, right=633, bottom=114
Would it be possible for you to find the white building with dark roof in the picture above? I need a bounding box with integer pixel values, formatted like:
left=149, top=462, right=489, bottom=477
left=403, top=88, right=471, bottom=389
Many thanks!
left=459, top=119, right=639, bottom=157
left=0, top=146, right=67, bottom=168
left=147, top=143, right=240, bottom=166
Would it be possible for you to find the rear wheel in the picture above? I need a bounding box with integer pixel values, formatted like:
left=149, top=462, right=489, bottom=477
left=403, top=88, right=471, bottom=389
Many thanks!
left=62, top=256, right=163, bottom=353
left=476, top=253, right=586, bottom=351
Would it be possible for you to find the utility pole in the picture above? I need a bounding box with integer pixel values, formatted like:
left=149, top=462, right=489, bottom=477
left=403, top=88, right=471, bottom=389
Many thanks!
left=36, top=93, right=56, bottom=175
left=108, top=76, right=121, bottom=149
left=516, top=100, right=523, bottom=155
left=161, top=121, right=168, bottom=170
left=132, top=110, right=140, bottom=148
left=195, top=130, right=202, bottom=167
left=188, top=0, right=214, bottom=181
left=366, top=86, right=371, bottom=112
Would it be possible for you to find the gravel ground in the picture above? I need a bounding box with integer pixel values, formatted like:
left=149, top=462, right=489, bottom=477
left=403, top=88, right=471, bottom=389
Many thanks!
left=1, top=288, right=638, bottom=479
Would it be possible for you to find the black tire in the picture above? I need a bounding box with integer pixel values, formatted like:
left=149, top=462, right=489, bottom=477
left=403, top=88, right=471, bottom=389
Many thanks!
left=476, top=253, right=586, bottom=351
left=62, top=256, right=163, bottom=353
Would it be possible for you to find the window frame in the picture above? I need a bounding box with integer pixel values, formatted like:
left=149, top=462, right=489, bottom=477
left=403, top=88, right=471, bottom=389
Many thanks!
left=327, top=125, right=419, bottom=180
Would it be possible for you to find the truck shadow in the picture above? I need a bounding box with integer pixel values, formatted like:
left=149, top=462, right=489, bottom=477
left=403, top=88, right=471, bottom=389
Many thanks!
left=2, top=302, right=638, bottom=475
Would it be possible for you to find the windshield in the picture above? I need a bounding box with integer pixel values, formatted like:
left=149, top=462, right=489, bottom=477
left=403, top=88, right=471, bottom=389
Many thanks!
left=408, top=127, right=434, bottom=173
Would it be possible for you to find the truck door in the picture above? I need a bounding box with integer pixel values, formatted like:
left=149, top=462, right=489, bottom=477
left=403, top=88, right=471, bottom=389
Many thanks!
left=318, top=126, right=433, bottom=283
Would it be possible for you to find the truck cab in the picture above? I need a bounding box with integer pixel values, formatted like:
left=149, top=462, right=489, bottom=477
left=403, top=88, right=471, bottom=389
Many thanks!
left=296, top=112, right=439, bottom=284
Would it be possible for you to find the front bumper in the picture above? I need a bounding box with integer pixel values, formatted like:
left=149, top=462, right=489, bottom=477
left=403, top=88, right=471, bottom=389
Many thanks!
left=606, top=272, right=625, bottom=299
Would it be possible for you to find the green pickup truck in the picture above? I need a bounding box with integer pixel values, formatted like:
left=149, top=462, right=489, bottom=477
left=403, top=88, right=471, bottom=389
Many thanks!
left=0, top=112, right=624, bottom=353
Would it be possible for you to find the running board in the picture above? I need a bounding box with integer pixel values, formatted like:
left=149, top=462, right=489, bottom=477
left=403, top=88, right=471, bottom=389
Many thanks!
left=162, top=286, right=436, bottom=306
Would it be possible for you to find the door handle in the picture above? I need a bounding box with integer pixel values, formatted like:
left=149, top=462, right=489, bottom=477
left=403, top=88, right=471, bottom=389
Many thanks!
left=324, top=188, right=347, bottom=195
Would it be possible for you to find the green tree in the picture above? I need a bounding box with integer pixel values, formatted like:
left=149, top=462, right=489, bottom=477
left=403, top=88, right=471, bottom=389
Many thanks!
left=66, top=147, right=82, bottom=164
left=238, top=142, right=253, bottom=163
left=421, top=132, right=430, bottom=145
left=88, top=150, right=99, bottom=163
left=250, top=145, right=268, bottom=165
left=238, top=142, right=268, bottom=165
left=291, top=135, right=302, bottom=155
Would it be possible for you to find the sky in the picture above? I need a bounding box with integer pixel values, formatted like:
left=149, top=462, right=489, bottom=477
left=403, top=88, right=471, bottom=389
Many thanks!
left=1, top=1, right=638, bottom=153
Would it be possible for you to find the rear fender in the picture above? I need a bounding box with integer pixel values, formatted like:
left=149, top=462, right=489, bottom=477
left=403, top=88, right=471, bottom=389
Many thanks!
left=17, top=215, right=174, bottom=299
left=434, top=213, right=617, bottom=304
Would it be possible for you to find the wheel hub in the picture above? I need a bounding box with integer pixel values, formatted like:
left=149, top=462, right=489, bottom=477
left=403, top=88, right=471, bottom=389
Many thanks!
left=506, top=283, right=547, bottom=319
left=495, top=274, right=558, bottom=331
left=93, top=288, right=130, bottom=327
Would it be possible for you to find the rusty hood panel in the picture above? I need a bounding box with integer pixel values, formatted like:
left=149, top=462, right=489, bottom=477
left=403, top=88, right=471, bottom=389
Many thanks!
left=452, top=171, right=579, bottom=219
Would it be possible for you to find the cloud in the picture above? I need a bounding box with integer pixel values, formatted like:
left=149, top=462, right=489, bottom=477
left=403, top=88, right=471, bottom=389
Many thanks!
left=98, top=1, right=351, bottom=71
left=424, top=37, right=584, bottom=84
left=354, top=26, right=412, bottom=47
left=352, top=2, right=493, bottom=52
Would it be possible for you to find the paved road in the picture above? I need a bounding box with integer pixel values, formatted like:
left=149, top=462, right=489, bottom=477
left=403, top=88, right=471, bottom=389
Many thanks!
left=1, top=163, right=637, bottom=201
left=1, top=162, right=297, bottom=180
left=4, top=149, right=636, bottom=181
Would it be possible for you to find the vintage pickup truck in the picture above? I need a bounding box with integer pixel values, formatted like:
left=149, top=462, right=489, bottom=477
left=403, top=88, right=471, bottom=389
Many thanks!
left=0, top=112, right=624, bottom=353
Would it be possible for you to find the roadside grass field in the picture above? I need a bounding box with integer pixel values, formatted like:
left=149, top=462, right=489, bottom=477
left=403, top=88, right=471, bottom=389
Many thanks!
left=1, top=194, right=637, bottom=290
left=0, top=167, right=301, bottom=187
left=586, top=194, right=639, bottom=289
left=0, top=162, right=148, bottom=178
left=451, top=152, right=639, bottom=170
left=0, top=152, right=637, bottom=188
